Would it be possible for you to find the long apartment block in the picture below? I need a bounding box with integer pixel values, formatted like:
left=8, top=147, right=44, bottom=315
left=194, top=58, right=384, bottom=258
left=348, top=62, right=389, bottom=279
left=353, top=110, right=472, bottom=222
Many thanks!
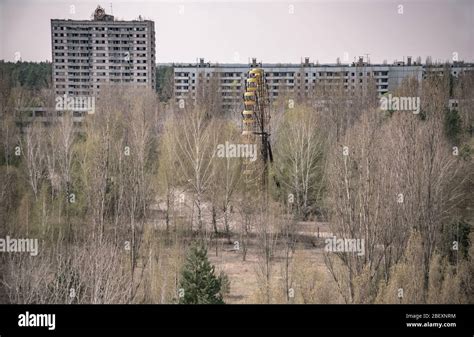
left=173, top=57, right=474, bottom=111
left=51, top=6, right=156, bottom=98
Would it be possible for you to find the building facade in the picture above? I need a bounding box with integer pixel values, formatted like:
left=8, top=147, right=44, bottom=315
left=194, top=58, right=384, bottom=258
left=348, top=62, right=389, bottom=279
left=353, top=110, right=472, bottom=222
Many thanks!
left=51, top=6, right=156, bottom=98
left=172, top=57, right=473, bottom=111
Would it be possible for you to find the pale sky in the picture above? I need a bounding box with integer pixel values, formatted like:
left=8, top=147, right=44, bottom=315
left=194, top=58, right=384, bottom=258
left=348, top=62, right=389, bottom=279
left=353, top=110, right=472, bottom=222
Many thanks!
left=1, top=0, right=473, bottom=64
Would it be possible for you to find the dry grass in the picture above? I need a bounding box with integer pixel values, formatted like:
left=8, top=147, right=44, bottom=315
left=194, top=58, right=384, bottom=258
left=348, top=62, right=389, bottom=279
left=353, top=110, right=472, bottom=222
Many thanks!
left=206, top=221, right=335, bottom=304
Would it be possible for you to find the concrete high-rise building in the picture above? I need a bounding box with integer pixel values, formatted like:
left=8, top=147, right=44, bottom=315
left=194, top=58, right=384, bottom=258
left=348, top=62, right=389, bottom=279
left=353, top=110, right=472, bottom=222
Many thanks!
left=51, top=6, right=156, bottom=98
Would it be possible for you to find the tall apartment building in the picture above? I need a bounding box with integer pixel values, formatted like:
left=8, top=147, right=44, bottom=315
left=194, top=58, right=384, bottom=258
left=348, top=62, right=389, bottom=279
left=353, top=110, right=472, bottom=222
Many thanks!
left=172, top=57, right=473, bottom=111
left=51, top=6, right=156, bottom=98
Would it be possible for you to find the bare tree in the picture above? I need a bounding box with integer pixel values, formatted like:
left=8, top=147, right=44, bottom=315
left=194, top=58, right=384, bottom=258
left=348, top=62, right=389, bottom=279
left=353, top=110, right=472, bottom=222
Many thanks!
left=274, top=106, right=327, bottom=219
left=22, top=122, right=44, bottom=200
left=171, top=106, right=218, bottom=236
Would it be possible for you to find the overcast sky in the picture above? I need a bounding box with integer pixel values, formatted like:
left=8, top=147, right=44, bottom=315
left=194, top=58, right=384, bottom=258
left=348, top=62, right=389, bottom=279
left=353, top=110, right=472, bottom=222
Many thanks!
left=1, top=0, right=473, bottom=64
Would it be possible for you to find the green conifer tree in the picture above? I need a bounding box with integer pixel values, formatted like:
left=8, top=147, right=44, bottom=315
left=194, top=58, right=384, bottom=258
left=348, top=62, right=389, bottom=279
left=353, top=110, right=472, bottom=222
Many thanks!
left=178, top=243, right=224, bottom=304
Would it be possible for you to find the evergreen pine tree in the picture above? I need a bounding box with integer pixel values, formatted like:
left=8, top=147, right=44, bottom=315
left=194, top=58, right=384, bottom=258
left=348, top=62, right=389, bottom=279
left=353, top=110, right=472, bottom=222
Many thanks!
left=178, top=243, right=225, bottom=304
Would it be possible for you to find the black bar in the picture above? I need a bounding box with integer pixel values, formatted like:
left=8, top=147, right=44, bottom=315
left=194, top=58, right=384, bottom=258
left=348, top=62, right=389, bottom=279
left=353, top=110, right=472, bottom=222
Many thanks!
left=0, top=304, right=472, bottom=336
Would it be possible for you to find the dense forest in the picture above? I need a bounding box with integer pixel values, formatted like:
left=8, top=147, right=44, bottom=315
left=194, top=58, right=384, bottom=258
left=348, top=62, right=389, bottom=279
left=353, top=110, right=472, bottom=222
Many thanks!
left=0, top=61, right=52, bottom=90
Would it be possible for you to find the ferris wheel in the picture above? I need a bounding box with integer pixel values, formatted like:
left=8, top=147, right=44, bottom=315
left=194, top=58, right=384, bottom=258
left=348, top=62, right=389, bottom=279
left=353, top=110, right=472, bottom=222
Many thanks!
left=241, top=68, right=274, bottom=191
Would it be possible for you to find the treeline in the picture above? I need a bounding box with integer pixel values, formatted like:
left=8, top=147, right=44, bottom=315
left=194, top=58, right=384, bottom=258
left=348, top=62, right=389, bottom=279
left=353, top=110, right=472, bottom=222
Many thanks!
left=0, top=61, right=52, bottom=90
